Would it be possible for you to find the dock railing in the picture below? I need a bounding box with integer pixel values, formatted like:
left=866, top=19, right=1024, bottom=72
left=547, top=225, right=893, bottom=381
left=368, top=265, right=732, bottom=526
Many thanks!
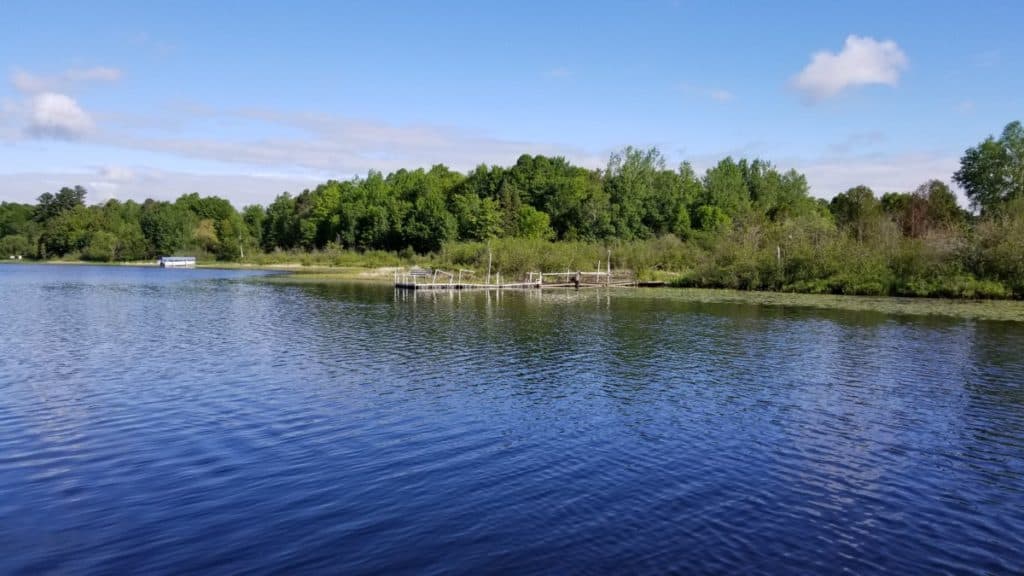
left=395, top=267, right=635, bottom=291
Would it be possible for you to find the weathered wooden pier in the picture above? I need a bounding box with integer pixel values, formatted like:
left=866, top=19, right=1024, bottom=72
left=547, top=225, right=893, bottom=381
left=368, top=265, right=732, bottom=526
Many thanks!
left=394, top=266, right=637, bottom=291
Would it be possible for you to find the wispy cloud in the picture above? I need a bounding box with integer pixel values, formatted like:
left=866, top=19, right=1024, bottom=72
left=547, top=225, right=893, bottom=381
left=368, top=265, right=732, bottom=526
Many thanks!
left=130, top=32, right=177, bottom=56
left=110, top=108, right=607, bottom=175
left=793, top=35, right=908, bottom=101
left=678, top=83, right=735, bottom=103
left=973, top=49, right=1000, bottom=68
left=545, top=67, right=572, bottom=79
left=708, top=89, right=734, bottom=102
left=797, top=152, right=960, bottom=199
left=11, top=66, right=122, bottom=94
left=0, top=166, right=323, bottom=205
left=956, top=100, right=975, bottom=113
left=828, top=131, right=887, bottom=155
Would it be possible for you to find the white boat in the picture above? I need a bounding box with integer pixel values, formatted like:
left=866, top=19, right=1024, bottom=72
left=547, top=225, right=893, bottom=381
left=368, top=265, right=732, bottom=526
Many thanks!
left=158, top=256, right=196, bottom=268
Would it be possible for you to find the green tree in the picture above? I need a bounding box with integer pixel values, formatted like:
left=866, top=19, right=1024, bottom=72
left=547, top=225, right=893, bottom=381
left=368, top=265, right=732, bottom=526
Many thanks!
left=516, top=205, right=553, bottom=239
left=214, top=213, right=246, bottom=260
left=954, top=120, right=1024, bottom=213
left=1, top=202, right=35, bottom=237
left=404, top=190, right=456, bottom=253
left=176, top=193, right=236, bottom=222
left=694, top=205, right=732, bottom=232
left=39, top=205, right=96, bottom=257
left=702, top=157, right=751, bottom=218
left=830, top=185, right=880, bottom=241
left=35, top=186, right=87, bottom=223
left=967, top=198, right=1024, bottom=295
left=83, top=230, right=119, bottom=262
left=263, top=193, right=299, bottom=250
left=242, top=205, right=266, bottom=249
left=604, top=146, right=664, bottom=239
left=0, top=234, right=31, bottom=257
left=451, top=192, right=501, bottom=241
left=905, top=180, right=964, bottom=237
left=140, top=201, right=190, bottom=256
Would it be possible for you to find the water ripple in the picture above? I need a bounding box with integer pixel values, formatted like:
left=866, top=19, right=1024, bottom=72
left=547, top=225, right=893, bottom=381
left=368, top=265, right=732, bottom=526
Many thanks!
left=1, top=265, right=1022, bottom=574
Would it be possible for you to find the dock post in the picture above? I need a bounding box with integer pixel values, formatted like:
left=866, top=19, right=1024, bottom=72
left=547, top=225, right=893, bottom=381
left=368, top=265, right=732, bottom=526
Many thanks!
left=607, top=249, right=611, bottom=287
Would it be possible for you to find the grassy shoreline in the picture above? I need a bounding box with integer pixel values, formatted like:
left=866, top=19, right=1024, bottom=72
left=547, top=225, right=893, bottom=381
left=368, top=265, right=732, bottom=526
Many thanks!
left=630, top=287, right=1024, bottom=322
left=257, top=264, right=1024, bottom=322
left=5, top=259, right=1024, bottom=321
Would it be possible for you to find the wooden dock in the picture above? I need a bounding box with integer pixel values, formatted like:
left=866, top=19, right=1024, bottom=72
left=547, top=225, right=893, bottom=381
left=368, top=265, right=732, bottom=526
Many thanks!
left=394, top=281, right=544, bottom=290
left=394, top=268, right=637, bottom=291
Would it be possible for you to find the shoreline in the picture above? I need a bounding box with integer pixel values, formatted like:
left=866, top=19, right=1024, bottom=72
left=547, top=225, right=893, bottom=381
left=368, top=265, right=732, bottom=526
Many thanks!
left=5, top=260, right=1024, bottom=321
left=257, top=265, right=1024, bottom=322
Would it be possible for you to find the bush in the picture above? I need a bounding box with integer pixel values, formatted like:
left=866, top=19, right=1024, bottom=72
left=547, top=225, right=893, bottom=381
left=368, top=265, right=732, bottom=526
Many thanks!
left=0, top=234, right=32, bottom=258
left=82, top=231, right=119, bottom=262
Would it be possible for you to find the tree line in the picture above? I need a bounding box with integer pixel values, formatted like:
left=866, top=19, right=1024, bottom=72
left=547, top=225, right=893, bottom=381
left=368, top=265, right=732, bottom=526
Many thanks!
left=2, top=121, right=1022, bottom=297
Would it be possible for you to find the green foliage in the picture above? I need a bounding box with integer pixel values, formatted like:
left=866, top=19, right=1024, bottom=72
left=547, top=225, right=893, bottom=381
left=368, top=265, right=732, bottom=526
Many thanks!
left=242, top=205, right=266, bottom=248
left=39, top=205, right=96, bottom=257
left=703, top=157, right=751, bottom=218
left=176, top=193, right=235, bottom=222
left=830, top=185, right=883, bottom=241
left=35, top=186, right=86, bottom=222
left=83, top=230, right=119, bottom=262
left=11, top=125, right=1024, bottom=300
left=516, top=205, right=553, bottom=239
left=966, top=198, right=1024, bottom=295
left=405, top=190, right=456, bottom=253
left=0, top=234, right=32, bottom=257
left=140, top=200, right=191, bottom=256
left=954, top=121, right=1024, bottom=213
left=605, top=146, right=664, bottom=238
left=1, top=202, right=36, bottom=237
left=694, top=205, right=732, bottom=232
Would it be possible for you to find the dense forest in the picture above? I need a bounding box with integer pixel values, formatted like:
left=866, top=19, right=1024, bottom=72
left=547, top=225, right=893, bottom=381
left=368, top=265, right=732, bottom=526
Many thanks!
left=2, top=121, right=1023, bottom=298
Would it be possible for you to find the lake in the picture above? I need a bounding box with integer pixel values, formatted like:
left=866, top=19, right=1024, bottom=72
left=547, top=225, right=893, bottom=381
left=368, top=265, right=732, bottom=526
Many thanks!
left=1, top=264, right=1022, bottom=574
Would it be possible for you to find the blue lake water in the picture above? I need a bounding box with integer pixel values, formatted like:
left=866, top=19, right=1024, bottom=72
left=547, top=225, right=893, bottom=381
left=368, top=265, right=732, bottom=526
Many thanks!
left=1, top=264, right=1022, bottom=574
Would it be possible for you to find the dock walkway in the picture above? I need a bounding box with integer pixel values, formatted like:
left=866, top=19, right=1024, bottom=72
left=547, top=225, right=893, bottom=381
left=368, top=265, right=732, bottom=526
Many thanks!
left=394, top=269, right=636, bottom=291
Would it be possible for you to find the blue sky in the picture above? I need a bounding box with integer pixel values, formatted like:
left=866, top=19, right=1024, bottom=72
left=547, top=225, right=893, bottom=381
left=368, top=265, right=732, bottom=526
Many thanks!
left=1, top=0, right=1021, bottom=206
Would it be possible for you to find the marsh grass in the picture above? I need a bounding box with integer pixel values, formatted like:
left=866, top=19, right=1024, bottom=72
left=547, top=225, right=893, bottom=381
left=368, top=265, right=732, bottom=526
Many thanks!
left=639, top=288, right=1024, bottom=322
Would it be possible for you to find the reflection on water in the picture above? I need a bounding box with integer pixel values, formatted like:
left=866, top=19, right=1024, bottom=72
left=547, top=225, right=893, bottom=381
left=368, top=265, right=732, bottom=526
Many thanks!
left=1, top=264, right=1022, bottom=574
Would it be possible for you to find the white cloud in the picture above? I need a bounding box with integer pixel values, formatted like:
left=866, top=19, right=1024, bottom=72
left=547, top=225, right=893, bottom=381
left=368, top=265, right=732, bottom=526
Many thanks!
left=0, top=166, right=324, bottom=206
left=546, top=67, right=572, bottom=78
left=956, top=100, right=975, bottom=113
left=101, top=108, right=607, bottom=176
left=796, top=152, right=960, bottom=199
left=98, top=165, right=135, bottom=182
left=10, top=66, right=122, bottom=94
left=682, top=147, right=960, bottom=203
left=65, top=67, right=122, bottom=83
left=130, top=32, right=177, bottom=57
left=708, top=89, right=734, bottom=102
left=7, top=66, right=120, bottom=139
left=0, top=102, right=609, bottom=205
left=828, top=131, right=887, bottom=154
left=11, top=70, right=51, bottom=93
left=27, top=92, right=93, bottom=138
left=793, top=35, right=908, bottom=100
left=678, top=83, right=736, bottom=103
